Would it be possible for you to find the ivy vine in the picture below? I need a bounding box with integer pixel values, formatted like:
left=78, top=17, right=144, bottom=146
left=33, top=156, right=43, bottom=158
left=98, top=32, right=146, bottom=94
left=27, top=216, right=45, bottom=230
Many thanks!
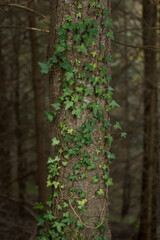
left=36, top=1, right=126, bottom=240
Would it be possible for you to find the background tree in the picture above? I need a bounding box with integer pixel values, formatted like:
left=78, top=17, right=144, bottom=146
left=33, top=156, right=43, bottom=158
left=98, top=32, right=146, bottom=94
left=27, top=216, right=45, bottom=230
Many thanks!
left=138, top=1, right=158, bottom=240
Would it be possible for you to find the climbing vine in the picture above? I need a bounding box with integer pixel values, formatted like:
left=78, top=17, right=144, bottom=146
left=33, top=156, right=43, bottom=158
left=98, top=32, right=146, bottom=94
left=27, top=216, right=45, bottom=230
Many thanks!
left=35, top=1, right=126, bottom=240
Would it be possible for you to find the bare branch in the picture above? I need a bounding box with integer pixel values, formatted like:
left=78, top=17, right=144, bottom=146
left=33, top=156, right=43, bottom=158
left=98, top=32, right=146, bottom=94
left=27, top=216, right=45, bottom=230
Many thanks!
left=0, top=25, right=49, bottom=33
left=0, top=3, right=49, bottom=21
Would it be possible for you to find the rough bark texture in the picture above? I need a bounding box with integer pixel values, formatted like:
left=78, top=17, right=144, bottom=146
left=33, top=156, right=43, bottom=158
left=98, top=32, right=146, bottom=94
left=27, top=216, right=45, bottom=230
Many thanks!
left=138, top=1, right=158, bottom=240
left=28, top=1, right=47, bottom=203
left=49, top=0, right=111, bottom=239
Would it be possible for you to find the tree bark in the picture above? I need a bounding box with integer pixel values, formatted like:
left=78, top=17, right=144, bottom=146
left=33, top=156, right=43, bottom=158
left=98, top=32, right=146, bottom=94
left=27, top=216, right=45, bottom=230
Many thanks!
left=138, top=1, right=158, bottom=240
left=48, top=0, right=112, bottom=239
left=0, top=32, right=11, bottom=195
left=12, top=29, right=26, bottom=206
left=28, top=1, right=47, bottom=203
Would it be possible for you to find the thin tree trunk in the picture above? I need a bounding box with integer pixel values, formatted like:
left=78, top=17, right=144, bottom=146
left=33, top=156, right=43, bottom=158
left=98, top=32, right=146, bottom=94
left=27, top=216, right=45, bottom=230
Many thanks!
left=0, top=33, right=11, bottom=195
left=28, top=1, right=47, bottom=203
left=138, top=1, right=158, bottom=239
left=48, top=0, right=112, bottom=239
left=12, top=30, right=26, bottom=207
left=121, top=11, right=131, bottom=218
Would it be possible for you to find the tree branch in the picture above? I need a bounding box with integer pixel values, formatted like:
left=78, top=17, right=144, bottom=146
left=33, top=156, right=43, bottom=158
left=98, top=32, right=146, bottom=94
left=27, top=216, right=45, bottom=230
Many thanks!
left=0, top=3, right=49, bottom=21
left=0, top=25, right=49, bottom=33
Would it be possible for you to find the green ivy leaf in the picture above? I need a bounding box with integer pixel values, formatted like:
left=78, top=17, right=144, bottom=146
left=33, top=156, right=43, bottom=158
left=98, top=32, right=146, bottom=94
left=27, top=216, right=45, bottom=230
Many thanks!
left=103, top=18, right=114, bottom=29
left=107, top=152, right=115, bottom=159
left=38, top=62, right=51, bottom=74
left=100, top=44, right=105, bottom=50
left=97, top=189, right=104, bottom=196
left=106, top=30, right=114, bottom=40
left=89, top=0, right=96, bottom=8
left=103, top=8, right=109, bottom=16
left=73, top=34, right=81, bottom=43
left=109, top=100, right=120, bottom=109
left=113, top=121, right=122, bottom=130
left=34, top=202, right=45, bottom=210
left=64, top=100, right=74, bottom=110
left=106, top=177, right=113, bottom=187
left=62, top=161, right=68, bottom=167
left=105, top=134, right=113, bottom=148
left=84, top=87, right=93, bottom=96
left=44, top=110, right=56, bottom=122
left=51, top=137, right=60, bottom=146
left=72, top=108, right=82, bottom=119
left=121, top=132, right=127, bottom=138
left=77, top=220, right=84, bottom=229
left=105, top=55, right=114, bottom=63
left=76, top=12, right=82, bottom=18
left=76, top=43, right=88, bottom=55
left=77, top=3, right=82, bottom=9
left=51, top=102, right=61, bottom=111
left=66, top=16, right=72, bottom=22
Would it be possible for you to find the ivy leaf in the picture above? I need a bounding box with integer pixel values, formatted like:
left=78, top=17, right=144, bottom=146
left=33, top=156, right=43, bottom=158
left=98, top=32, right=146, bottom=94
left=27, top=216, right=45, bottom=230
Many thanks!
left=65, top=72, right=74, bottom=81
left=103, top=237, right=109, bottom=240
left=84, top=87, right=93, bottom=96
left=105, top=134, right=113, bottom=148
left=107, top=152, right=115, bottom=159
left=84, top=62, right=94, bottom=71
left=77, top=3, right=82, bottom=9
left=121, top=132, right=127, bottom=138
left=38, top=62, right=51, bottom=74
left=106, top=178, right=114, bottom=187
left=89, top=102, right=102, bottom=117
left=51, top=102, right=61, bottom=111
left=103, top=18, right=114, bottom=29
left=97, top=189, right=104, bottom=196
left=34, top=202, right=45, bottom=210
left=37, top=215, right=45, bottom=226
left=76, top=12, right=82, bottom=18
left=113, top=121, right=122, bottom=130
left=77, top=220, right=84, bottom=229
left=44, top=110, right=56, bottom=122
left=66, top=16, right=72, bottom=22
left=53, top=222, right=65, bottom=233
left=73, top=34, right=81, bottom=43
left=105, top=55, right=114, bottom=63
left=51, top=137, right=60, bottom=146
left=100, top=44, right=105, bottom=50
left=51, top=54, right=58, bottom=63
left=109, top=100, right=120, bottom=109
left=106, top=30, right=114, bottom=40
left=64, top=100, right=74, bottom=110
left=72, top=108, right=82, bottom=119
left=62, top=161, right=68, bottom=167
left=76, top=43, right=88, bottom=55
left=89, top=0, right=96, bottom=8
left=75, top=86, right=84, bottom=94
left=103, top=8, right=109, bottom=16
left=53, top=181, right=60, bottom=189
left=91, top=51, right=97, bottom=57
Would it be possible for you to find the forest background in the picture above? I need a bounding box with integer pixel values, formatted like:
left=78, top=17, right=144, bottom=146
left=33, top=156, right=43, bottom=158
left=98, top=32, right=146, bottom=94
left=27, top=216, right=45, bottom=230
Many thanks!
left=0, top=0, right=159, bottom=240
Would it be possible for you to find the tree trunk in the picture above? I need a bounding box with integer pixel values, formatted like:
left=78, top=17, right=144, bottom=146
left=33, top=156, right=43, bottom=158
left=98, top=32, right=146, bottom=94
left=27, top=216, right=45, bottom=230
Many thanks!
left=45, top=0, right=112, bottom=239
left=12, top=30, right=26, bottom=206
left=0, top=32, right=11, bottom=195
left=121, top=11, right=131, bottom=218
left=28, top=1, right=47, bottom=203
left=138, top=1, right=158, bottom=240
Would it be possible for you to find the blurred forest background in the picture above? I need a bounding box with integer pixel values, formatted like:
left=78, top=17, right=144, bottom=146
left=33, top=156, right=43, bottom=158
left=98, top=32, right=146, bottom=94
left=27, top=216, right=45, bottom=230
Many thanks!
left=0, top=0, right=159, bottom=240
